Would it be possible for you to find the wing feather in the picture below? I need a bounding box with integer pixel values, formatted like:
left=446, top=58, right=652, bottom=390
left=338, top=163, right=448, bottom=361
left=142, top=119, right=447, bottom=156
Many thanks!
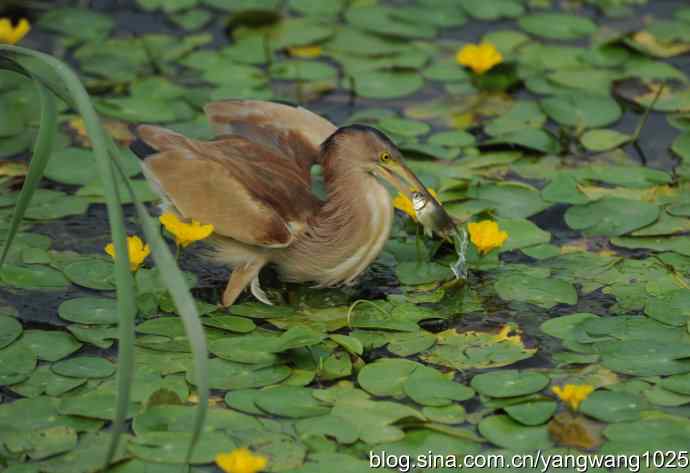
left=204, top=100, right=337, bottom=178
left=138, top=125, right=321, bottom=248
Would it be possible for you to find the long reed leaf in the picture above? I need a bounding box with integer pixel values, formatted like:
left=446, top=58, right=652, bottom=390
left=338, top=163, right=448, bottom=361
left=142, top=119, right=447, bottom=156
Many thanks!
left=0, top=45, right=137, bottom=466
left=112, top=152, right=208, bottom=462
left=0, top=76, right=56, bottom=266
left=0, top=44, right=209, bottom=467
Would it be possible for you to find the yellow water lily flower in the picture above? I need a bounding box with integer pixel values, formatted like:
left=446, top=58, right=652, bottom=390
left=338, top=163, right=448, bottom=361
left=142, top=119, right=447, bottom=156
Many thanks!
left=216, top=447, right=268, bottom=473
left=456, top=42, right=503, bottom=75
left=552, top=384, right=595, bottom=411
left=159, top=212, right=214, bottom=248
left=393, top=188, right=439, bottom=221
left=104, top=235, right=150, bottom=272
left=288, top=45, right=322, bottom=58
left=467, top=220, right=508, bottom=254
left=0, top=18, right=30, bottom=45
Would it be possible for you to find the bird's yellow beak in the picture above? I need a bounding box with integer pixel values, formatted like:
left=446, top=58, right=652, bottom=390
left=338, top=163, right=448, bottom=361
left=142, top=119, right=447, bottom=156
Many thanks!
left=377, top=160, right=428, bottom=201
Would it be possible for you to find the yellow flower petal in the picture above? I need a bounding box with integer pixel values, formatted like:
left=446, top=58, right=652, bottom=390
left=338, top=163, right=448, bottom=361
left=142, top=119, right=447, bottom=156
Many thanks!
left=552, top=384, right=594, bottom=411
left=104, top=235, right=150, bottom=272
left=160, top=212, right=214, bottom=248
left=288, top=45, right=322, bottom=58
left=456, top=42, right=502, bottom=75
left=0, top=18, right=30, bottom=45
left=467, top=220, right=508, bottom=254
left=216, top=447, right=268, bottom=473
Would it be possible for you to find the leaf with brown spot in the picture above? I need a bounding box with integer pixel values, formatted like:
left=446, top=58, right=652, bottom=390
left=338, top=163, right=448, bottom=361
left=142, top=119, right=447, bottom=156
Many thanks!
left=548, top=411, right=603, bottom=450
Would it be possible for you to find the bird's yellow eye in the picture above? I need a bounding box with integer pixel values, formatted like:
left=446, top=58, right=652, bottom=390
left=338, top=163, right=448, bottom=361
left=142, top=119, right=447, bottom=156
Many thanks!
left=379, top=152, right=391, bottom=163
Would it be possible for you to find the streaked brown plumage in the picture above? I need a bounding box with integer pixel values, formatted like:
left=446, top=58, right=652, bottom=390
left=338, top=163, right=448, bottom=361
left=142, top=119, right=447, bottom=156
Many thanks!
left=137, top=100, right=428, bottom=306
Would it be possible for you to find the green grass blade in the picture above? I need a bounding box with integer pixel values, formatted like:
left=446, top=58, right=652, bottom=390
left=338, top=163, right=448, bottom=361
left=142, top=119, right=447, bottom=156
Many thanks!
left=112, top=155, right=208, bottom=461
left=0, top=45, right=137, bottom=466
left=0, top=79, right=56, bottom=266
left=1, top=44, right=209, bottom=465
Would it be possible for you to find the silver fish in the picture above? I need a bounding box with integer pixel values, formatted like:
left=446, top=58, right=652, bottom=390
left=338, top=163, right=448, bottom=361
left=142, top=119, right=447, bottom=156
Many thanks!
left=411, top=190, right=457, bottom=240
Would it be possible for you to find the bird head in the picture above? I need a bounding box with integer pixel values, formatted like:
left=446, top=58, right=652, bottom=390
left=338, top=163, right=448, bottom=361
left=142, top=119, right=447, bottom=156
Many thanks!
left=320, top=124, right=427, bottom=201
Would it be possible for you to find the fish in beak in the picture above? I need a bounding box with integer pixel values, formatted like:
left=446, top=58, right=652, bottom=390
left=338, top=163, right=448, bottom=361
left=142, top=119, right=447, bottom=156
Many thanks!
left=378, top=160, right=458, bottom=240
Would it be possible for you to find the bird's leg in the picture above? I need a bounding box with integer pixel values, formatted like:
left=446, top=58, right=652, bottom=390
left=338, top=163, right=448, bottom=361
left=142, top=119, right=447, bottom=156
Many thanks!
left=221, top=260, right=264, bottom=307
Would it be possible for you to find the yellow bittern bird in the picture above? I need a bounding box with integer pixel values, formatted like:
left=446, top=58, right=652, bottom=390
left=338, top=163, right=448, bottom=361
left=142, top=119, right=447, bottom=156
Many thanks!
left=134, top=100, right=440, bottom=307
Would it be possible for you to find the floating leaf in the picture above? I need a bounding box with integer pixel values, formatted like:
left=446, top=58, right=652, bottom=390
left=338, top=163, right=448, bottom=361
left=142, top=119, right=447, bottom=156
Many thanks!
left=52, top=356, right=115, bottom=379
left=565, top=198, right=659, bottom=237
left=471, top=370, right=549, bottom=398
left=495, top=274, right=577, bottom=309
left=420, top=326, right=537, bottom=370
left=519, top=14, right=597, bottom=40
left=478, top=415, right=552, bottom=450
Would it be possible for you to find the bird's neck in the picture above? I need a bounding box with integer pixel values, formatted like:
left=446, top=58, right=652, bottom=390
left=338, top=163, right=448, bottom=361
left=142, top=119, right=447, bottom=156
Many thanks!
left=284, top=158, right=393, bottom=287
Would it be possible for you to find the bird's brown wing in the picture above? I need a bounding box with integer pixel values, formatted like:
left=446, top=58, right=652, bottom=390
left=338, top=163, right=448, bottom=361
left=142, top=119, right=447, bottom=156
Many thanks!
left=204, top=100, right=337, bottom=179
left=138, top=125, right=320, bottom=248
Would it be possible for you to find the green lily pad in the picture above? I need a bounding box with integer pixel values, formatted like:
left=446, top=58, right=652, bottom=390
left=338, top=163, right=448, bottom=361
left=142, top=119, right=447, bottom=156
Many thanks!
left=386, top=331, right=436, bottom=357
left=201, top=314, right=256, bottom=333
left=24, top=195, right=90, bottom=220
left=270, top=60, right=337, bottom=81
left=580, top=390, right=643, bottom=423
left=580, top=129, right=631, bottom=152
left=540, top=313, right=600, bottom=341
left=565, top=197, right=659, bottom=237
left=0, top=314, right=22, bottom=349
left=600, top=340, right=690, bottom=376
left=20, top=330, right=83, bottom=362
left=421, top=404, right=467, bottom=424
left=44, top=148, right=141, bottom=186
left=67, top=325, right=118, bottom=349
left=495, top=274, right=577, bottom=309
left=9, top=365, right=86, bottom=398
left=52, top=356, right=115, bottom=379
left=471, top=370, right=549, bottom=398
left=496, top=218, right=550, bottom=252
left=62, top=259, right=116, bottom=290
left=466, top=182, right=549, bottom=219
left=192, top=357, right=291, bottom=390
left=209, top=335, right=278, bottom=364
left=378, top=117, right=431, bottom=137
left=541, top=93, right=622, bottom=129
left=519, top=13, right=597, bottom=39
left=542, top=174, right=590, bottom=205
left=353, top=70, right=424, bottom=99
left=660, top=373, right=690, bottom=395
left=396, top=261, right=453, bottom=285
left=460, top=0, right=523, bottom=20
left=345, top=6, right=436, bottom=39
left=644, top=289, right=690, bottom=327
left=38, top=7, right=114, bottom=40
left=129, top=431, right=231, bottom=464
left=329, top=334, right=363, bottom=356
left=612, top=236, right=690, bottom=256
left=5, top=426, right=78, bottom=461
left=133, top=404, right=261, bottom=435
left=58, top=297, right=118, bottom=325
left=644, top=384, right=690, bottom=407
left=504, top=399, right=557, bottom=426
left=37, top=431, right=129, bottom=473
left=478, top=415, right=552, bottom=451
left=0, top=264, right=70, bottom=290
left=0, top=342, right=36, bottom=386
left=403, top=366, right=475, bottom=406
left=254, top=386, right=330, bottom=418
left=357, top=358, right=420, bottom=398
